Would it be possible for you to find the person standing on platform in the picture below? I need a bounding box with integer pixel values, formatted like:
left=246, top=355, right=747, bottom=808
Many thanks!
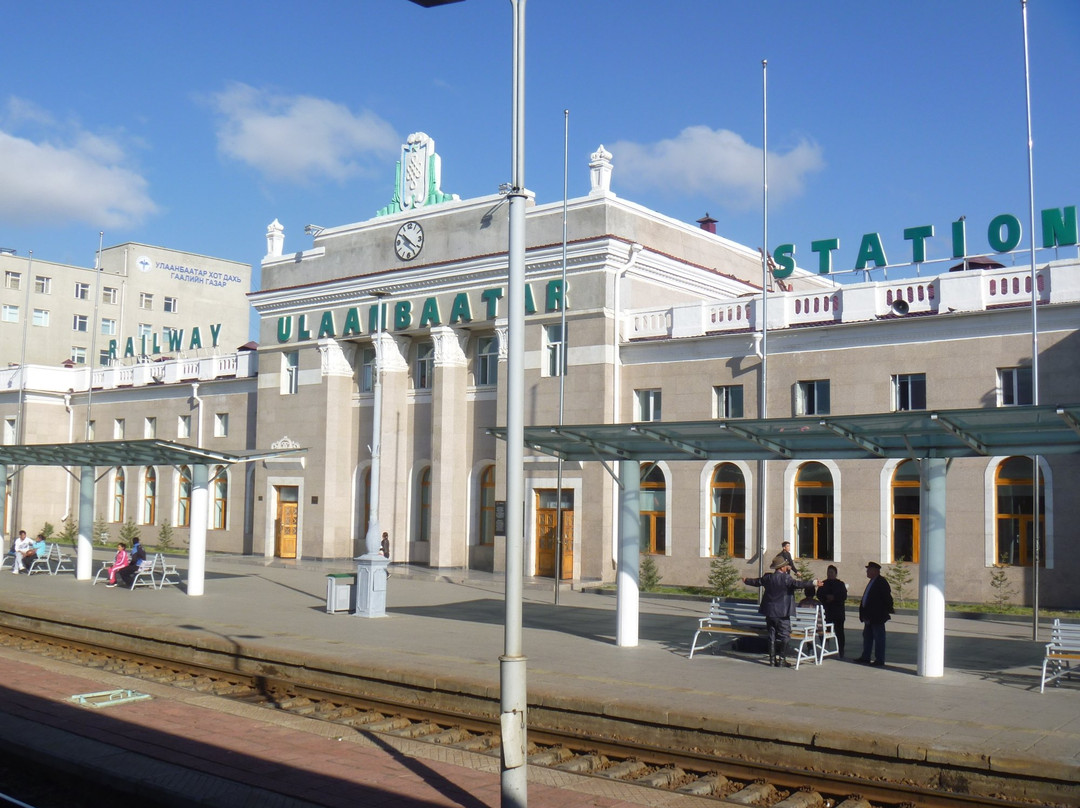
left=12, top=531, right=32, bottom=574
left=743, top=555, right=818, bottom=667
left=855, top=561, right=893, bottom=666
left=779, top=541, right=795, bottom=570
left=380, top=532, right=390, bottom=558
left=817, top=564, right=848, bottom=658
left=105, top=543, right=129, bottom=588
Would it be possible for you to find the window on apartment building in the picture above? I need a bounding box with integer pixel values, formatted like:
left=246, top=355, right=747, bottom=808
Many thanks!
left=893, top=373, right=926, bottom=411
left=113, top=418, right=125, bottom=439
left=213, top=466, right=228, bottom=529
left=714, top=385, right=744, bottom=419
left=639, top=462, right=667, bottom=554
left=795, top=380, right=830, bottom=416
left=359, top=348, right=375, bottom=393
left=86, top=420, right=95, bottom=441
left=74, top=282, right=90, bottom=300
left=995, top=456, right=1044, bottom=567
left=34, top=276, right=51, bottom=294
left=32, top=309, right=49, bottom=327
left=2, top=305, right=18, bottom=323
left=177, top=414, right=191, bottom=439
left=795, top=461, right=834, bottom=560
left=710, top=463, right=746, bottom=557
left=164, top=296, right=178, bottom=313
left=70, top=346, right=86, bottom=364
left=544, top=324, right=566, bottom=377
left=73, top=314, right=88, bottom=332
left=414, top=341, right=434, bottom=390
left=101, top=318, right=117, bottom=336
left=137, top=323, right=153, bottom=340
left=139, top=292, right=153, bottom=310
left=5, top=271, right=20, bottom=290
left=635, top=389, right=662, bottom=422
left=892, top=460, right=920, bottom=563
left=102, top=286, right=118, bottom=304
left=144, top=417, right=157, bottom=439
left=162, top=326, right=178, bottom=346
left=282, top=350, right=299, bottom=395
left=214, top=412, right=229, bottom=438
left=998, top=367, right=1033, bottom=407
left=476, top=336, right=498, bottom=387
left=3, top=418, right=16, bottom=444
left=98, top=349, right=112, bottom=366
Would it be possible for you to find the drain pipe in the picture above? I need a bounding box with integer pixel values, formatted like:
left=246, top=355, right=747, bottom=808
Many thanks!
left=191, top=383, right=204, bottom=448
left=610, top=242, right=643, bottom=565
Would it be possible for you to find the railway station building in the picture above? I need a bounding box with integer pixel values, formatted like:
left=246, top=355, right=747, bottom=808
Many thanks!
left=2, top=134, right=1078, bottom=608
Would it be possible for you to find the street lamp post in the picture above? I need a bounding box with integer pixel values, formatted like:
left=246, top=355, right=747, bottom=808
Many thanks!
left=408, top=1, right=528, bottom=804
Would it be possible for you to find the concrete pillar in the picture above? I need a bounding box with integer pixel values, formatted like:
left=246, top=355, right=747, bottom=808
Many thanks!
left=429, top=326, right=468, bottom=568
left=188, top=464, right=208, bottom=596
left=616, top=459, right=640, bottom=647
left=917, top=457, right=947, bottom=677
left=77, top=467, right=95, bottom=580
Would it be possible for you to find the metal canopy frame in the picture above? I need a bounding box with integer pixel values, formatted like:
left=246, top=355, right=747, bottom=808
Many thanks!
left=492, top=404, right=1080, bottom=462
left=0, top=440, right=303, bottom=469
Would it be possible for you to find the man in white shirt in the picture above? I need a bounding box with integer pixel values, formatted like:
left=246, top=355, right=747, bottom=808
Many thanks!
left=12, top=531, right=32, bottom=574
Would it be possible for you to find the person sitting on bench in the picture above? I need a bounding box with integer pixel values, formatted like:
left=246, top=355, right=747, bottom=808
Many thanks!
left=117, top=538, right=147, bottom=588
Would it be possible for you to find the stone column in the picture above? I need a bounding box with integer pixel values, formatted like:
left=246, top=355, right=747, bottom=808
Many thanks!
left=428, top=325, right=469, bottom=568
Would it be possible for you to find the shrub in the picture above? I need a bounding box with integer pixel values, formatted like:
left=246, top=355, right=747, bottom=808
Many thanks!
left=708, top=553, right=741, bottom=599
left=885, top=560, right=913, bottom=604
left=989, top=563, right=1017, bottom=612
left=639, top=556, right=662, bottom=592
left=93, top=515, right=111, bottom=546
left=118, top=518, right=141, bottom=544
left=157, top=520, right=174, bottom=551
left=57, top=516, right=79, bottom=547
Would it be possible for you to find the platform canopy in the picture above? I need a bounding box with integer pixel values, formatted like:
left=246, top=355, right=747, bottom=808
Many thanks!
left=492, top=403, right=1080, bottom=462
left=0, top=439, right=303, bottom=468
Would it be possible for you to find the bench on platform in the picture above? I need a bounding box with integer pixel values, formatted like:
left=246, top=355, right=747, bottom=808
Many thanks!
left=149, top=553, right=181, bottom=589
left=690, top=600, right=834, bottom=669
left=1041, top=619, right=1080, bottom=693
left=29, top=543, right=74, bottom=576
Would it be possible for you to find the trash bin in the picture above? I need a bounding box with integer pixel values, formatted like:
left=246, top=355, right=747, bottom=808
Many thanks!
left=326, top=573, right=355, bottom=614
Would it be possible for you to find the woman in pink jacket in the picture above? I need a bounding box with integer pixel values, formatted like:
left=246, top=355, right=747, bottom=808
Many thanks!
left=106, top=543, right=129, bottom=587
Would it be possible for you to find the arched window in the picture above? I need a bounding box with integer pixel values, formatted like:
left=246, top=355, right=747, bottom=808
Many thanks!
left=639, top=463, right=666, bottom=554
left=417, top=467, right=431, bottom=542
left=212, top=466, right=228, bottom=530
left=995, top=456, right=1044, bottom=566
left=177, top=466, right=192, bottom=528
left=795, top=462, right=834, bottom=560
left=112, top=467, right=125, bottom=523
left=142, top=466, right=157, bottom=525
left=479, top=465, right=496, bottom=546
left=710, top=463, right=745, bottom=557
left=891, top=460, right=920, bottom=562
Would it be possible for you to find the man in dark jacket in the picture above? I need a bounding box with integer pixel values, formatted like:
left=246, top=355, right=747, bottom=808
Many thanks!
left=743, top=555, right=818, bottom=667
left=856, top=561, right=894, bottom=666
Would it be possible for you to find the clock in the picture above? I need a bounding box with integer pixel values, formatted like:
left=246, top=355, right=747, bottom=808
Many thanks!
left=394, top=220, right=424, bottom=261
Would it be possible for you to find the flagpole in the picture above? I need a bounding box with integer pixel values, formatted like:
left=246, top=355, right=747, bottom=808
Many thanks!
left=555, top=108, right=569, bottom=605
left=756, top=59, right=769, bottom=582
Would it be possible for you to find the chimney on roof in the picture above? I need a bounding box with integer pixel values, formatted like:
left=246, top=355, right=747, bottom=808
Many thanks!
left=696, top=213, right=718, bottom=234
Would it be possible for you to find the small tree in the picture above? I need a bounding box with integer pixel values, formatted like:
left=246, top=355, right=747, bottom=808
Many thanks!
left=639, top=556, right=662, bottom=592
left=118, top=518, right=141, bottom=545
left=708, top=552, right=741, bottom=599
left=57, top=516, right=79, bottom=548
left=885, top=560, right=913, bottom=605
left=37, top=522, right=55, bottom=541
left=989, top=561, right=1017, bottom=612
left=157, top=519, right=174, bottom=551
left=93, top=515, right=111, bottom=546
left=794, top=558, right=815, bottom=584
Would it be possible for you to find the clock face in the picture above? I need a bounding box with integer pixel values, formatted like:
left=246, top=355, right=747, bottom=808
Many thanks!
left=394, top=220, right=424, bottom=261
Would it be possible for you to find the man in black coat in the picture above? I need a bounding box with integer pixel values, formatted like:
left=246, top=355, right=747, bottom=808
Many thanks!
left=743, top=554, right=818, bottom=667
left=856, top=561, right=894, bottom=666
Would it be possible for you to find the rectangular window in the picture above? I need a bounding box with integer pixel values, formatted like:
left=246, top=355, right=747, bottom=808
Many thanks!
left=101, top=318, right=117, bottom=336
left=1, top=305, right=17, bottom=323
left=635, top=389, right=662, bottom=422
left=998, top=367, right=1033, bottom=406
left=98, top=349, right=112, bottom=366
left=70, top=346, right=86, bottom=364
left=34, top=275, right=51, bottom=294
left=214, top=412, right=229, bottom=437
left=32, top=309, right=49, bottom=327
left=177, top=414, right=191, bottom=439
left=74, top=282, right=91, bottom=300
left=139, top=292, right=153, bottom=310
left=113, top=418, right=125, bottom=439
left=545, top=324, right=566, bottom=377
left=281, top=350, right=299, bottom=395
left=893, top=373, right=927, bottom=411
left=164, top=296, right=178, bottom=313
left=476, top=335, right=498, bottom=387
left=72, top=314, right=88, bottom=332
left=414, top=341, right=434, bottom=390
left=4, top=271, right=20, bottom=290
left=796, top=380, right=830, bottom=416
left=359, top=348, right=375, bottom=393
left=714, top=385, right=744, bottom=419
left=102, top=286, right=118, bottom=304
left=86, top=420, right=95, bottom=441
left=144, top=416, right=157, bottom=439
left=4, top=418, right=16, bottom=444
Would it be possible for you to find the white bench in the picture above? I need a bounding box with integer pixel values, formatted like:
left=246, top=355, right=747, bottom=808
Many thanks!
left=1041, top=619, right=1080, bottom=693
left=689, top=600, right=832, bottom=669
left=149, top=553, right=181, bottom=589
left=27, top=543, right=74, bottom=576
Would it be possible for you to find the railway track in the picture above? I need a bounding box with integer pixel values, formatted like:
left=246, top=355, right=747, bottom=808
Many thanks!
left=0, top=623, right=1063, bottom=808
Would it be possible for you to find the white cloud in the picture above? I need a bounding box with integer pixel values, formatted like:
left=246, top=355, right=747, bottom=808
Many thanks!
left=610, top=125, right=824, bottom=209
left=209, top=83, right=400, bottom=184
left=0, top=98, right=157, bottom=228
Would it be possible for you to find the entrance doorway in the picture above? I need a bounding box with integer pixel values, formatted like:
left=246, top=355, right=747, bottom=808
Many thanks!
left=535, top=489, right=573, bottom=579
left=274, top=485, right=299, bottom=558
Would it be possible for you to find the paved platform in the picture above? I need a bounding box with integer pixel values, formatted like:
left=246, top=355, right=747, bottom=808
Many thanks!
left=0, top=552, right=1077, bottom=806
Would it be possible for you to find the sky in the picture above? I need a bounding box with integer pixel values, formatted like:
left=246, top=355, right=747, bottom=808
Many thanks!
left=1, top=0, right=1078, bottom=290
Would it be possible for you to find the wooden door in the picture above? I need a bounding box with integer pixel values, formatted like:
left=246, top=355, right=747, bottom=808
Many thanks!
left=535, top=489, right=573, bottom=580
left=274, top=487, right=298, bottom=558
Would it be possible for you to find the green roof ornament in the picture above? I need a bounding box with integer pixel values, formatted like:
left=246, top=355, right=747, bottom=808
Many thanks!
left=377, top=132, right=459, bottom=217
